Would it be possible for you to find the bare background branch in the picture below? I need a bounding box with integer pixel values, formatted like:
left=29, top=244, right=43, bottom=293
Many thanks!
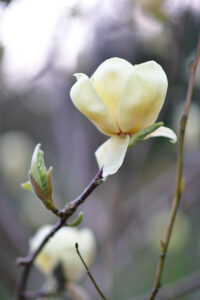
left=148, top=35, right=200, bottom=300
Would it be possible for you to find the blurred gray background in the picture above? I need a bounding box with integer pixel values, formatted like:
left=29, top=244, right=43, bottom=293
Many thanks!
left=0, top=0, right=200, bottom=299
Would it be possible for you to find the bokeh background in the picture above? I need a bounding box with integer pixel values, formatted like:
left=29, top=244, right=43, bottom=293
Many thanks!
left=0, top=0, right=200, bottom=299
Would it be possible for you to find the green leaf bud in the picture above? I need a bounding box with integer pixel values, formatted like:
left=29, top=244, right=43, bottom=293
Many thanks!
left=27, top=144, right=56, bottom=211
left=68, top=212, right=84, bottom=227
left=128, top=122, right=164, bottom=150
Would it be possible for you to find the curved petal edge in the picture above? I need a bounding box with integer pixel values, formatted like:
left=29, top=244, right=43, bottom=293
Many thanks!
left=70, top=73, right=118, bottom=136
left=95, top=135, right=130, bottom=177
left=118, top=61, right=168, bottom=134
left=145, top=126, right=177, bottom=143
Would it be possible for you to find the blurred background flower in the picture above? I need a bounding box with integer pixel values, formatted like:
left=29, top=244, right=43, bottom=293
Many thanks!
left=0, top=131, right=34, bottom=189
left=0, top=0, right=200, bottom=299
left=172, top=102, right=200, bottom=149
left=30, top=226, right=96, bottom=282
left=144, top=208, right=190, bottom=251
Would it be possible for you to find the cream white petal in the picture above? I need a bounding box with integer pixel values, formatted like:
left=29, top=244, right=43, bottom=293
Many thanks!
left=145, top=126, right=177, bottom=143
left=95, top=138, right=111, bottom=169
left=70, top=73, right=118, bottom=136
left=91, top=57, right=133, bottom=124
left=118, top=61, right=168, bottom=134
left=30, top=226, right=96, bottom=280
left=95, top=135, right=130, bottom=177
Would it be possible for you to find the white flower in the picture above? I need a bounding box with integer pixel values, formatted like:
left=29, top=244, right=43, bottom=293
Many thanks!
left=70, top=57, right=176, bottom=177
left=29, top=226, right=96, bottom=282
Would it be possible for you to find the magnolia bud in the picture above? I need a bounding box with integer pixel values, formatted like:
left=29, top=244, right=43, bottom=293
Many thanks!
left=22, top=144, right=56, bottom=212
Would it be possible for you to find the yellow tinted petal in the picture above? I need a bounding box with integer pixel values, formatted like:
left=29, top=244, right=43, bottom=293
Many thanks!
left=91, top=58, right=133, bottom=124
left=95, top=135, right=130, bottom=177
left=70, top=73, right=118, bottom=136
left=35, top=253, right=52, bottom=275
left=95, top=138, right=111, bottom=169
left=145, top=126, right=177, bottom=143
left=118, top=61, right=168, bottom=134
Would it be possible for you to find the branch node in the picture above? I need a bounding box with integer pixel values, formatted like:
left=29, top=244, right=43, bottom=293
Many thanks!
left=16, top=257, right=31, bottom=266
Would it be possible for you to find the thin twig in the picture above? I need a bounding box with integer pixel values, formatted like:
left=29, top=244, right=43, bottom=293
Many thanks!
left=15, top=168, right=103, bottom=300
left=22, top=281, right=91, bottom=299
left=21, top=290, right=61, bottom=299
left=75, top=243, right=107, bottom=300
left=159, top=270, right=200, bottom=300
left=148, top=35, right=200, bottom=300
left=128, top=270, right=200, bottom=300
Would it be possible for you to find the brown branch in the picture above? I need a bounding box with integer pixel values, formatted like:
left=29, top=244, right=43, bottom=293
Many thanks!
left=148, top=35, right=200, bottom=300
left=15, top=168, right=103, bottom=300
left=159, top=270, right=200, bottom=300
left=75, top=243, right=107, bottom=300
left=128, top=270, right=200, bottom=300
left=21, top=290, right=61, bottom=299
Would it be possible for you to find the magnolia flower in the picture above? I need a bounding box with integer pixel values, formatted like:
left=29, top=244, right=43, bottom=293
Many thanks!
left=70, top=57, right=176, bottom=177
left=30, top=226, right=96, bottom=282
